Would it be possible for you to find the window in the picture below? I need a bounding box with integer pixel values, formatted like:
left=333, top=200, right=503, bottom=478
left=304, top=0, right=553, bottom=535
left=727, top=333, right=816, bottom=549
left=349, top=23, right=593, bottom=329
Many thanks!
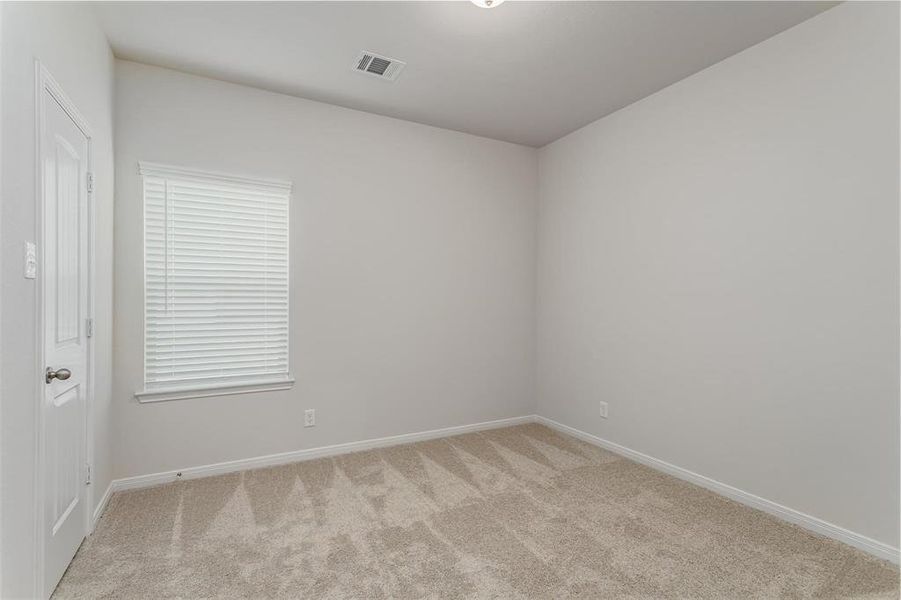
left=136, top=162, right=293, bottom=402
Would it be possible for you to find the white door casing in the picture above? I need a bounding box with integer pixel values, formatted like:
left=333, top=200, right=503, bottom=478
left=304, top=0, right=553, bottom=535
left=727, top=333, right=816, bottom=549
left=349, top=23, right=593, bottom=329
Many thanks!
left=36, top=63, right=93, bottom=600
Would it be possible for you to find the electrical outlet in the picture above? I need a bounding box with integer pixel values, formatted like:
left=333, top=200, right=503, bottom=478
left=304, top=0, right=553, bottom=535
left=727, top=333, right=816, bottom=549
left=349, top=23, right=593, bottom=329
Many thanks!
left=304, top=409, right=315, bottom=427
left=599, top=401, right=608, bottom=419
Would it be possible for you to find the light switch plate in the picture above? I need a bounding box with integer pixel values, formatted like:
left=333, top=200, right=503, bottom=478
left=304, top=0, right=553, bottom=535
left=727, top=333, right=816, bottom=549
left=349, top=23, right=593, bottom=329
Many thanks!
left=24, top=242, right=37, bottom=279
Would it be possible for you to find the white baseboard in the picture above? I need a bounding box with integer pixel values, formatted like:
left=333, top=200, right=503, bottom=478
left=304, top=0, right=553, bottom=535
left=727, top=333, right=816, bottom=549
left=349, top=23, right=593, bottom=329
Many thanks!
left=91, top=482, right=113, bottom=531
left=535, top=415, right=900, bottom=565
left=108, top=415, right=534, bottom=494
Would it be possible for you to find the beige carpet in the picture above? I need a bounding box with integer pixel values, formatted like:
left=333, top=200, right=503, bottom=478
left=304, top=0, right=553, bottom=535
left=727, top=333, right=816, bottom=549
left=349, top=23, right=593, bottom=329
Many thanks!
left=55, top=424, right=898, bottom=599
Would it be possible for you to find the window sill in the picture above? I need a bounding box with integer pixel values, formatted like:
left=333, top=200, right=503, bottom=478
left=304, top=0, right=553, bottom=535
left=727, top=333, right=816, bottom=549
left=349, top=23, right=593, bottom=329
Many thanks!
left=135, top=376, right=295, bottom=403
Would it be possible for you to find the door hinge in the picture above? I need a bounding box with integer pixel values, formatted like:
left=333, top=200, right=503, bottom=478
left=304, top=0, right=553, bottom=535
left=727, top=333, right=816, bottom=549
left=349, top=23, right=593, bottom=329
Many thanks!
left=85, top=463, right=92, bottom=485
left=86, top=318, right=94, bottom=338
left=87, top=172, right=94, bottom=194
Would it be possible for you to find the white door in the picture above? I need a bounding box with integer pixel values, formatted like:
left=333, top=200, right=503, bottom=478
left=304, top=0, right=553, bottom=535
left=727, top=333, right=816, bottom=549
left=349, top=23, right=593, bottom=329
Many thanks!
left=39, top=73, right=91, bottom=599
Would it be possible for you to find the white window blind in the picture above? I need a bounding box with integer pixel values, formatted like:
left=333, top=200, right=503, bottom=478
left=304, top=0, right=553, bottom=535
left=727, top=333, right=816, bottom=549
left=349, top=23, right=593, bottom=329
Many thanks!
left=139, top=162, right=292, bottom=399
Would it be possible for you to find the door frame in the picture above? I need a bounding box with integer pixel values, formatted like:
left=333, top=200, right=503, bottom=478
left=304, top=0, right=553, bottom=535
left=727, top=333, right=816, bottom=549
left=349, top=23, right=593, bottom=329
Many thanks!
left=32, top=61, right=96, bottom=599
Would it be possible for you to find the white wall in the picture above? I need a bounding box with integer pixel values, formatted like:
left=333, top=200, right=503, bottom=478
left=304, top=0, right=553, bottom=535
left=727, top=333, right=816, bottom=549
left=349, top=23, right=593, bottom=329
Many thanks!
left=113, top=61, right=537, bottom=479
left=0, top=3, right=114, bottom=597
left=536, top=1, right=899, bottom=549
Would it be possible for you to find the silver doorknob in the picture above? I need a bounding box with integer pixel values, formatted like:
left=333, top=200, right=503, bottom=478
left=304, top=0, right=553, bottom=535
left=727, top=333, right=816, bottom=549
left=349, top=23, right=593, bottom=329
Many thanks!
left=45, top=367, right=71, bottom=383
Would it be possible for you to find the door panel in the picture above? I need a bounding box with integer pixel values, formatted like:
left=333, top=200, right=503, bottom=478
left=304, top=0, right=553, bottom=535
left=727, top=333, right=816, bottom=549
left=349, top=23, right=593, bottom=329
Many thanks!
left=40, top=78, right=90, bottom=599
left=49, top=383, right=82, bottom=537
left=54, top=136, right=82, bottom=344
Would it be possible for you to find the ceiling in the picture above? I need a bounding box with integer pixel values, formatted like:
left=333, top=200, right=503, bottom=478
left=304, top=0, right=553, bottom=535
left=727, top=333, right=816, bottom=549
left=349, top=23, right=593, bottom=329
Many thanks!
left=93, top=1, right=836, bottom=147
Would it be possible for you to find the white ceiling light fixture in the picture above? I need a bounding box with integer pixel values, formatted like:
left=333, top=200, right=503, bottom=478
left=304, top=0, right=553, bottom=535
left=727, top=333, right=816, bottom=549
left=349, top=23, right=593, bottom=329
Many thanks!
left=471, top=0, right=505, bottom=8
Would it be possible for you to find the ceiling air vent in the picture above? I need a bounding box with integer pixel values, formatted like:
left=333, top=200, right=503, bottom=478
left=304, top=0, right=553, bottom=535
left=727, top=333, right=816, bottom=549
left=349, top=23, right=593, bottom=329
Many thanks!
left=353, top=51, right=406, bottom=82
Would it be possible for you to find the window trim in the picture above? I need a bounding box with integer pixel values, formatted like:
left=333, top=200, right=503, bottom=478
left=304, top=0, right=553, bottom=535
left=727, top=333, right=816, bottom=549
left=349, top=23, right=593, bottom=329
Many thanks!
left=136, top=161, right=293, bottom=402
left=135, top=376, right=296, bottom=403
